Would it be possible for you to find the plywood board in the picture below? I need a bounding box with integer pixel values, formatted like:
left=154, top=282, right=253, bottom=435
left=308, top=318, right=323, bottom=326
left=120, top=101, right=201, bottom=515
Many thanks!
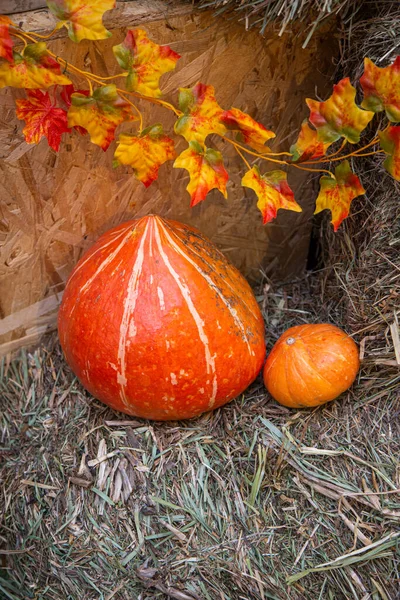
left=0, top=4, right=337, bottom=355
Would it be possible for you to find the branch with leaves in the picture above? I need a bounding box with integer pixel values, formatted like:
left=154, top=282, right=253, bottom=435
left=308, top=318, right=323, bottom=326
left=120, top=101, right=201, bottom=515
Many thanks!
left=1, top=1, right=399, bottom=231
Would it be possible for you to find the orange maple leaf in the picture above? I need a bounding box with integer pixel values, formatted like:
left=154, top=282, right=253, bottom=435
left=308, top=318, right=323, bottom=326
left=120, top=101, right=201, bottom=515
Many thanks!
left=306, top=78, right=374, bottom=144
left=46, top=0, right=115, bottom=43
left=314, top=161, right=365, bottom=231
left=379, top=126, right=400, bottom=180
left=174, top=140, right=228, bottom=206
left=15, top=88, right=70, bottom=151
left=67, top=84, right=136, bottom=151
left=290, top=120, right=332, bottom=162
left=0, top=42, right=71, bottom=89
left=113, top=29, right=180, bottom=98
left=360, top=56, right=400, bottom=122
left=220, top=107, right=275, bottom=153
left=0, top=15, right=14, bottom=62
left=114, top=124, right=176, bottom=187
left=241, top=166, right=301, bottom=224
left=174, top=83, right=227, bottom=147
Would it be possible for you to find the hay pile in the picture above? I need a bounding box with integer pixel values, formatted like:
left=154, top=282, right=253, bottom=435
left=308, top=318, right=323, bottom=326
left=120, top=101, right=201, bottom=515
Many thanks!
left=1, top=3, right=400, bottom=600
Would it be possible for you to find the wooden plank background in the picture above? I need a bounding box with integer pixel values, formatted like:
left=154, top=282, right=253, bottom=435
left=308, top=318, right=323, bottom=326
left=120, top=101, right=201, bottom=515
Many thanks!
left=0, top=2, right=338, bottom=355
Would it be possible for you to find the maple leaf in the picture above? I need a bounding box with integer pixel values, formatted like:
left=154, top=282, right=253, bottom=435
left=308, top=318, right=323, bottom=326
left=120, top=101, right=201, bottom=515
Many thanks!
left=241, top=166, right=301, bottom=224
left=379, top=126, right=400, bottom=180
left=360, top=56, right=400, bottom=122
left=114, top=124, right=176, bottom=187
left=46, top=0, right=115, bottom=43
left=306, top=78, right=374, bottom=144
left=220, top=107, right=275, bottom=153
left=67, top=84, right=136, bottom=151
left=0, top=42, right=71, bottom=89
left=0, top=15, right=14, bottom=63
left=15, top=88, right=70, bottom=151
left=113, top=29, right=180, bottom=98
left=174, top=83, right=227, bottom=147
left=290, top=120, right=332, bottom=162
left=314, top=161, right=365, bottom=231
left=174, top=140, right=228, bottom=206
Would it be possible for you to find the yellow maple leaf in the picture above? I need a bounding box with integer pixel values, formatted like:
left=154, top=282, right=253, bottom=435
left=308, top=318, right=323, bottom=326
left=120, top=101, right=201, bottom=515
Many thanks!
left=242, top=166, right=301, bottom=224
left=361, top=56, right=400, bottom=122
left=306, top=78, right=374, bottom=144
left=67, top=85, right=135, bottom=151
left=174, top=140, right=228, bottom=206
left=0, top=42, right=71, bottom=89
left=113, top=29, right=180, bottom=98
left=46, top=0, right=115, bottom=43
left=220, top=107, right=275, bottom=153
left=314, top=161, right=365, bottom=231
left=114, top=124, right=176, bottom=187
left=174, top=83, right=227, bottom=147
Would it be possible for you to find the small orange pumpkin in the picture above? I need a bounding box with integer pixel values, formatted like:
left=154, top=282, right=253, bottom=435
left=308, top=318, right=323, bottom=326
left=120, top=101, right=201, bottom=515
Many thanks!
left=263, top=324, right=360, bottom=408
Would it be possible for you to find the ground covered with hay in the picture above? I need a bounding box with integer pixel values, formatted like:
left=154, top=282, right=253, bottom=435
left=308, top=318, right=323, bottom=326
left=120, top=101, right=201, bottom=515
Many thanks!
left=1, top=170, right=399, bottom=599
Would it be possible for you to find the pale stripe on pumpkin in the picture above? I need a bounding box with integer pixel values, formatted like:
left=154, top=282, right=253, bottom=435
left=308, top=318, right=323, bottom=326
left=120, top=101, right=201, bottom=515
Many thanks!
left=153, top=219, right=218, bottom=408
left=67, top=225, right=131, bottom=284
left=117, top=221, right=149, bottom=407
left=157, top=220, right=255, bottom=357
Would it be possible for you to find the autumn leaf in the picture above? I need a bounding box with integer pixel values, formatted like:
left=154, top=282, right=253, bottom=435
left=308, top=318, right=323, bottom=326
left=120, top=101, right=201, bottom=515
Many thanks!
left=220, top=107, right=275, bottom=153
left=379, top=126, right=400, bottom=180
left=314, top=161, right=365, bottom=231
left=306, top=78, right=374, bottom=144
left=0, top=42, right=71, bottom=89
left=113, top=28, right=180, bottom=98
left=174, top=83, right=227, bottom=147
left=114, top=124, right=176, bottom=187
left=46, top=0, right=115, bottom=43
left=241, top=166, right=301, bottom=224
left=290, top=120, right=332, bottom=162
left=15, top=88, right=70, bottom=151
left=174, top=140, right=228, bottom=206
left=67, top=85, right=135, bottom=151
left=0, top=15, right=14, bottom=62
left=360, top=56, right=400, bottom=122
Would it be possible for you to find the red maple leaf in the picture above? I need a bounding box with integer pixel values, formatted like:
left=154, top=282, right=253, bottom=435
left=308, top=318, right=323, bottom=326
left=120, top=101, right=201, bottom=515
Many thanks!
left=16, top=88, right=70, bottom=151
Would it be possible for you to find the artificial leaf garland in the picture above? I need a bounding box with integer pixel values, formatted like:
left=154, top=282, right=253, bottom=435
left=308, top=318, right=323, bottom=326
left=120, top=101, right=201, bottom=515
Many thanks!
left=0, top=2, right=399, bottom=230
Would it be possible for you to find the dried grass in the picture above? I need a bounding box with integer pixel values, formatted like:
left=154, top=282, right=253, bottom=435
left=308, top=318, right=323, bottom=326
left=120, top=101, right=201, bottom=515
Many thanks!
left=1, top=3, right=400, bottom=599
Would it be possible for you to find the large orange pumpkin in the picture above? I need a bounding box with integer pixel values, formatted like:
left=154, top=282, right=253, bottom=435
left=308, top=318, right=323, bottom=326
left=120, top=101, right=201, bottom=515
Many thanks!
left=263, top=324, right=360, bottom=408
left=58, top=215, right=265, bottom=420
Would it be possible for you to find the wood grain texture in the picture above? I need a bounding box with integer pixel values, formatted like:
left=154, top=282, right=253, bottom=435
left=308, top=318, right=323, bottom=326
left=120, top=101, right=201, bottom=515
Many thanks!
left=0, top=6, right=338, bottom=355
